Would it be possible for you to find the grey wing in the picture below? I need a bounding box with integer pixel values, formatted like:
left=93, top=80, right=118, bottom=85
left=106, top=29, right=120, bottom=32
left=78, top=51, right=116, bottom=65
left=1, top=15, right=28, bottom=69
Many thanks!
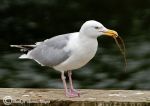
left=28, top=34, right=72, bottom=66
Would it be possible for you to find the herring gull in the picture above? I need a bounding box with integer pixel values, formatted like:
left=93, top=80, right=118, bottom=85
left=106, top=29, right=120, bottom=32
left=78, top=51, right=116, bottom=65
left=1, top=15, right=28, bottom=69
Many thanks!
left=11, top=20, right=119, bottom=97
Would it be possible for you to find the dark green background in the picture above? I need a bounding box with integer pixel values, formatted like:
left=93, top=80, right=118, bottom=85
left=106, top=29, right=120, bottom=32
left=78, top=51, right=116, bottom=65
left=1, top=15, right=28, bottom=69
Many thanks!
left=0, top=0, right=150, bottom=89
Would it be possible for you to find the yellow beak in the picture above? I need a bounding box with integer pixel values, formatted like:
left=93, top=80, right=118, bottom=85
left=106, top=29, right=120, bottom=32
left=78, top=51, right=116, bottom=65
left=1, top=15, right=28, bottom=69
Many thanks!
left=103, top=29, right=118, bottom=37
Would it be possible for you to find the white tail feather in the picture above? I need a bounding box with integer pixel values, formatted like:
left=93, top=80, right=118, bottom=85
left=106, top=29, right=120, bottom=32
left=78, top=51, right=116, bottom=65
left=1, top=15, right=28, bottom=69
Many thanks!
left=19, top=54, right=29, bottom=59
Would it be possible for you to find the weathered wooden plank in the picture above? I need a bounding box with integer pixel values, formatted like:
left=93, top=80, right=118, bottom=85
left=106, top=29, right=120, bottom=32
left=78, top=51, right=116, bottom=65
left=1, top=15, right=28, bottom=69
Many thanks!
left=0, top=88, right=150, bottom=106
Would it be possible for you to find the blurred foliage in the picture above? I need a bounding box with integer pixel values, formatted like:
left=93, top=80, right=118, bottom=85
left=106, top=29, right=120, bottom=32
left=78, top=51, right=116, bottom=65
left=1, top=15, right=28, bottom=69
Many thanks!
left=0, top=0, right=150, bottom=89
left=0, top=0, right=150, bottom=45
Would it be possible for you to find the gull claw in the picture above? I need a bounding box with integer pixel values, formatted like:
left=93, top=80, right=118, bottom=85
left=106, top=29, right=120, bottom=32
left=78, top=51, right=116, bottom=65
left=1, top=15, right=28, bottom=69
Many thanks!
left=65, top=92, right=79, bottom=98
left=69, top=89, right=80, bottom=97
left=65, top=89, right=80, bottom=98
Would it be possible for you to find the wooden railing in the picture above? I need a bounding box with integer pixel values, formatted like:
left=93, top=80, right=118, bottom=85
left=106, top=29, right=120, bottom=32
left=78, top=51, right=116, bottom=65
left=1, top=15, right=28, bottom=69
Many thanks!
left=0, top=88, right=150, bottom=106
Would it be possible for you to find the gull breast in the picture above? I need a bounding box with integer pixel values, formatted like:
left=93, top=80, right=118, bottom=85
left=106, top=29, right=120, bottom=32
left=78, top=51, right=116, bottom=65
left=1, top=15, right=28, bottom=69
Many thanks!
left=54, top=34, right=98, bottom=72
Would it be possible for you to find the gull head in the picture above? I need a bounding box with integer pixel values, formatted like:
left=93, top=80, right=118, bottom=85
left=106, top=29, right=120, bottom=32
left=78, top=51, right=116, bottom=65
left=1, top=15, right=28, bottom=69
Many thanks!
left=80, top=20, right=118, bottom=38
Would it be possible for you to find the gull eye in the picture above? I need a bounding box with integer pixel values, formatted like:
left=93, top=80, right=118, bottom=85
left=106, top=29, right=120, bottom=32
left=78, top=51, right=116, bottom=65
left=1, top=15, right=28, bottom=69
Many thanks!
left=94, top=26, right=99, bottom=29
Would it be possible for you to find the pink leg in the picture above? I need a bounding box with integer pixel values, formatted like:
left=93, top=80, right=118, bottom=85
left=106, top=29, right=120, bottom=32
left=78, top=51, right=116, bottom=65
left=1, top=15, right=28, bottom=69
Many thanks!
left=68, top=70, right=80, bottom=97
left=61, top=72, right=78, bottom=97
left=61, top=72, right=68, bottom=96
